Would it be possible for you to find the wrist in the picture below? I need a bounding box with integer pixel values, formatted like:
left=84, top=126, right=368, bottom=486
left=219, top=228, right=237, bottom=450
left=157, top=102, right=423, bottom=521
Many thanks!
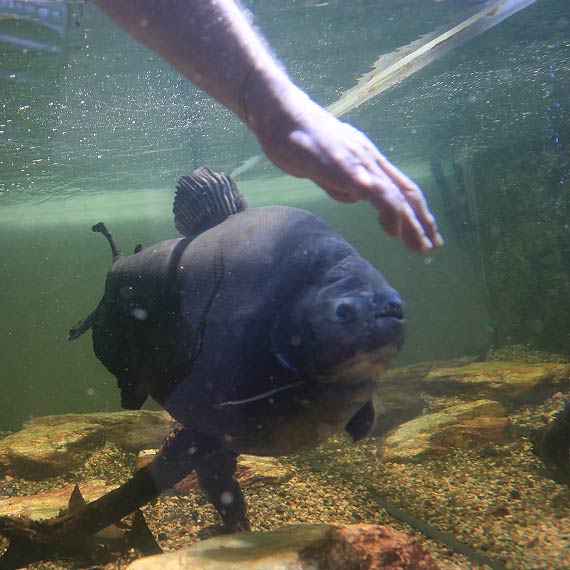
left=239, top=63, right=308, bottom=138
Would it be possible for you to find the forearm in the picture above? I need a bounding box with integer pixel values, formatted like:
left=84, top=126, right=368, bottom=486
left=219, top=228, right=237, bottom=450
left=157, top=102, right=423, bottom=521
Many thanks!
left=92, top=0, right=442, bottom=253
left=93, top=0, right=293, bottom=125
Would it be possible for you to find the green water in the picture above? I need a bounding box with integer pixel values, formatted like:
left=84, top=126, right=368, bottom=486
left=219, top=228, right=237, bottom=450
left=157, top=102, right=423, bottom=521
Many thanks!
left=2, top=2, right=570, bottom=569
left=0, top=2, right=568, bottom=432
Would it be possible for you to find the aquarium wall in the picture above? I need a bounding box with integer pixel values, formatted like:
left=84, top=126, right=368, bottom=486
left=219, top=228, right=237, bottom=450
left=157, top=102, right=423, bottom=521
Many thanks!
left=0, top=0, right=516, bottom=429
left=1, top=2, right=570, bottom=569
left=1, top=0, right=568, bottom=426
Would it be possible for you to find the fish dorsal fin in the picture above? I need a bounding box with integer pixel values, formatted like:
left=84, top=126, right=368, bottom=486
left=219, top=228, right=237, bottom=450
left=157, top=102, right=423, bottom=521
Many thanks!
left=174, top=166, right=248, bottom=238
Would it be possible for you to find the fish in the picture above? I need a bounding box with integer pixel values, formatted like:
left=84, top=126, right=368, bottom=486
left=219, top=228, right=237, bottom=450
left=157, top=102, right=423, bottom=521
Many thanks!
left=0, top=167, right=405, bottom=566
left=71, top=166, right=405, bottom=457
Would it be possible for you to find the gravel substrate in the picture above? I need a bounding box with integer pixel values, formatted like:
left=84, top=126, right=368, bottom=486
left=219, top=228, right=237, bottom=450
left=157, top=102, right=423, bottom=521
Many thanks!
left=1, top=403, right=569, bottom=570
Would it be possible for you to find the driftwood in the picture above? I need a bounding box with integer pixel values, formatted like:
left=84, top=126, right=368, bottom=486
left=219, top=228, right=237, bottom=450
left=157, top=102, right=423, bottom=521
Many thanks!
left=0, top=427, right=249, bottom=569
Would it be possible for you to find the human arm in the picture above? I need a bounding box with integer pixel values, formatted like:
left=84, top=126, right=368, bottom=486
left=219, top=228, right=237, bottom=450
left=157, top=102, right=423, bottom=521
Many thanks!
left=92, top=0, right=443, bottom=253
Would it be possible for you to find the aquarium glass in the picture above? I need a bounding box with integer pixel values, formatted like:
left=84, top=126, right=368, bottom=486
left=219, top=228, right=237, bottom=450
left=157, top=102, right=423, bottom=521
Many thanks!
left=1, top=1, right=569, bottom=569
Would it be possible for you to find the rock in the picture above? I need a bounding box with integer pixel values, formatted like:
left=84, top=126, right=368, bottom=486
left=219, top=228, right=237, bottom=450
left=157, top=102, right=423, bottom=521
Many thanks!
left=374, top=361, right=570, bottom=434
left=125, top=523, right=438, bottom=570
left=23, top=410, right=178, bottom=451
left=0, top=422, right=106, bottom=479
left=372, top=389, right=425, bottom=437
left=0, top=411, right=178, bottom=480
left=0, top=479, right=117, bottom=520
left=487, top=344, right=568, bottom=364
left=237, top=455, right=292, bottom=485
left=371, top=357, right=479, bottom=436
left=379, top=357, right=479, bottom=392
left=135, top=448, right=159, bottom=470
left=423, top=362, right=570, bottom=404
left=380, top=400, right=511, bottom=463
left=135, top=451, right=293, bottom=495
left=301, top=524, right=439, bottom=570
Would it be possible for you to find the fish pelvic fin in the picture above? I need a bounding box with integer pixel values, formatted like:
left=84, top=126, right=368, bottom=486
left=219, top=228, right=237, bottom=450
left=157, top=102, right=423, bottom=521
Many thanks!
left=174, top=166, right=248, bottom=238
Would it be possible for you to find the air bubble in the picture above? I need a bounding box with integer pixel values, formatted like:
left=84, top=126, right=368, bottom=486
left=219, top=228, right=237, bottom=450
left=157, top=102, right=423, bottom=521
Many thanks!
left=220, top=491, right=234, bottom=506
left=132, top=307, right=148, bottom=320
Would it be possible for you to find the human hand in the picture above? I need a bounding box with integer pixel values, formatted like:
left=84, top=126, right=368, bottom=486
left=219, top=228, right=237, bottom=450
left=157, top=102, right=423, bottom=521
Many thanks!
left=247, top=85, right=443, bottom=253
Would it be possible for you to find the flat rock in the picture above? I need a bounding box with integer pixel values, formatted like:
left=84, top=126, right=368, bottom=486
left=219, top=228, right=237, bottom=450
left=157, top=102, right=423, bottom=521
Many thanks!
left=378, top=357, right=478, bottom=392
left=22, top=410, right=178, bottom=451
left=0, top=411, right=177, bottom=479
left=125, top=523, right=439, bottom=570
left=135, top=452, right=293, bottom=495
left=423, top=362, right=570, bottom=404
left=0, top=479, right=117, bottom=520
left=380, top=400, right=511, bottom=463
left=372, top=388, right=426, bottom=437
left=371, top=357, right=478, bottom=436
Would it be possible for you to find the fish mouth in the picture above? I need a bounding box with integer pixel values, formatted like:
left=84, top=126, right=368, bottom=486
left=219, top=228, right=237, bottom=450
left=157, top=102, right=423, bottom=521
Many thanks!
left=375, top=301, right=405, bottom=321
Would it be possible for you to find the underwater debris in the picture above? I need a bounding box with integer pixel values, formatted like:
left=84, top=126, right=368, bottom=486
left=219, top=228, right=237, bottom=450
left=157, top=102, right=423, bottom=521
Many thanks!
left=0, top=483, right=160, bottom=569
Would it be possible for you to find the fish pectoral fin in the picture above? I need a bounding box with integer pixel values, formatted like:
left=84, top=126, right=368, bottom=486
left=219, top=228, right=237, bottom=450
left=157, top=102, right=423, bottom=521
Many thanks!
left=345, top=400, right=375, bottom=442
left=174, top=166, right=248, bottom=237
left=68, top=310, right=96, bottom=340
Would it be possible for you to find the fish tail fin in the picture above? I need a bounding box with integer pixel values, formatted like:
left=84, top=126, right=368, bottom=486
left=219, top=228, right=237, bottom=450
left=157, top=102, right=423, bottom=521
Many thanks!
left=174, top=166, right=248, bottom=238
left=92, top=221, right=122, bottom=262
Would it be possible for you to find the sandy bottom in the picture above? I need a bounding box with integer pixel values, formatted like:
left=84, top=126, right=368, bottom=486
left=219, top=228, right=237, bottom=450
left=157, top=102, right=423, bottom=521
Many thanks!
left=1, top=401, right=569, bottom=570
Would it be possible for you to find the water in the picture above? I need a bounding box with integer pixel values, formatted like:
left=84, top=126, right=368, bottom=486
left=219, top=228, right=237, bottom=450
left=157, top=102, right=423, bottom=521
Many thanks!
left=0, top=1, right=569, bottom=569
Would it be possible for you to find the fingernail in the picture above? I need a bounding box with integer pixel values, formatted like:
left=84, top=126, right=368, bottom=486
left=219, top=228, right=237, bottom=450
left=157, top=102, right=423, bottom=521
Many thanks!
left=420, top=236, right=433, bottom=253
left=434, top=232, right=444, bottom=248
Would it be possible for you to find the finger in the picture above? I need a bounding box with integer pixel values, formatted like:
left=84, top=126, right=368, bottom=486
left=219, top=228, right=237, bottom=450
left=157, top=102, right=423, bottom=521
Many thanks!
left=355, top=174, right=404, bottom=238
left=399, top=203, right=435, bottom=253
left=376, top=156, right=444, bottom=249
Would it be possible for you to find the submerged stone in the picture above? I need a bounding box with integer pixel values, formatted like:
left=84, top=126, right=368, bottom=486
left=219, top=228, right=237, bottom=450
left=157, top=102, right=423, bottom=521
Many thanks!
left=22, top=410, right=178, bottom=451
left=125, top=523, right=439, bottom=570
left=371, top=357, right=477, bottom=436
left=380, top=399, right=511, bottom=463
left=377, top=356, right=479, bottom=392
left=0, top=411, right=177, bottom=479
left=134, top=452, right=294, bottom=495
left=423, top=362, right=570, bottom=404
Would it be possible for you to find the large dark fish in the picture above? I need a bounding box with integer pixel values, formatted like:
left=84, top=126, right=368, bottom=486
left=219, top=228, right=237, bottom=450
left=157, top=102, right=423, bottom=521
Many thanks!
left=0, top=167, right=405, bottom=568
left=71, top=166, right=405, bottom=457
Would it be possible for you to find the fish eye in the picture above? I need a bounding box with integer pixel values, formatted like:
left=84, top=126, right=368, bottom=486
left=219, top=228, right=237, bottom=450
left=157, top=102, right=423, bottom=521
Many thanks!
left=335, top=301, right=356, bottom=323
